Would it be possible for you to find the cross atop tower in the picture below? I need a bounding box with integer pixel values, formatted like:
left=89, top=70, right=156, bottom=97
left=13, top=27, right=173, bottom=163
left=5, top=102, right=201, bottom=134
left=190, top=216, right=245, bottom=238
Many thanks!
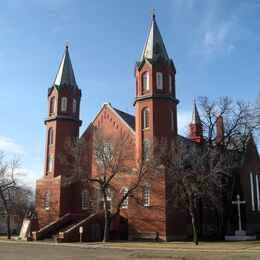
left=65, top=40, right=69, bottom=49
left=151, top=6, right=156, bottom=18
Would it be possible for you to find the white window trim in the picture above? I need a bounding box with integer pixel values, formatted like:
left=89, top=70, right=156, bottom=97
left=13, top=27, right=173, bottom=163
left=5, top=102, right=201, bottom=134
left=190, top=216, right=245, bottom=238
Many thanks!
left=121, top=187, right=129, bottom=209
left=82, top=190, right=89, bottom=210
left=250, top=172, right=255, bottom=211
left=143, top=108, right=149, bottom=130
left=171, top=110, right=175, bottom=132
left=50, top=97, right=55, bottom=114
left=143, top=185, right=150, bottom=207
left=44, top=192, right=50, bottom=210
left=142, top=138, right=150, bottom=161
left=47, top=154, right=53, bottom=172
left=256, top=175, right=260, bottom=211
left=73, top=99, right=77, bottom=113
left=156, top=72, right=163, bottom=90
left=61, top=97, right=68, bottom=112
left=48, top=128, right=54, bottom=146
left=101, top=188, right=113, bottom=211
left=142, top=72, right=149, bottom=92
left=169, top=75, right=172, bottom=93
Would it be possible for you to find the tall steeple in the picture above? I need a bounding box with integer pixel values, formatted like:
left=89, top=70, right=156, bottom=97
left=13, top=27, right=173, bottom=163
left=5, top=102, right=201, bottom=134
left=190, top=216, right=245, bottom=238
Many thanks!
left=36, top=45, right=82, bottom=228
left=134, top=14, right=178, bottom=161
left=141, top=14, right=169, bottom=62
left=189, top=101, right=203, bottom=143
left=44, top=45, right=82, bottom=178
left=54, top=44, right=78, bottom=89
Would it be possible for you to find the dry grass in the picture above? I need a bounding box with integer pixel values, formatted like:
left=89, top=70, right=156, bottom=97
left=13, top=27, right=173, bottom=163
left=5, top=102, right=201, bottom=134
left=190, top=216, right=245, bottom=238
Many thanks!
left=76, top=241, right=260, bottom=251
left=1, top=236, right=260, bottom=251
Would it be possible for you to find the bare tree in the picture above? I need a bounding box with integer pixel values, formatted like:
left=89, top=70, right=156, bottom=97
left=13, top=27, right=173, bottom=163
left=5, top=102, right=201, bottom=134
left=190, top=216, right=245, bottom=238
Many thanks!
left=198, top=96, right=259, bottom=150
left=157, top=96, right=259, bottom=245
left=157, top=137, right=235, bottom=245
left=198, top=96, right=260, bottom=231
left=0, top=153, right=32, bottom=239
left=61, top=127, right=155, bottom=242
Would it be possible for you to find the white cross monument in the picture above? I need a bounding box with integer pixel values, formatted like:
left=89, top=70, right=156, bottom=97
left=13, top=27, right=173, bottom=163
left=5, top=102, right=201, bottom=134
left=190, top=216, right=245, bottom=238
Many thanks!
left=232, top=194, right=246, bottom=236
left=225, top=194, right=256, bottom=240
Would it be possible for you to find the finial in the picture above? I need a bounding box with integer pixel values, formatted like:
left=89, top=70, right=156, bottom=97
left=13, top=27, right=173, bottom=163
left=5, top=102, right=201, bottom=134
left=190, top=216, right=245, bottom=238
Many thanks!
left=65, top=40, right=69, bottom=50
left=193, top=98, right=197, bottom=105
left=151, top=6, right=156, bottom=19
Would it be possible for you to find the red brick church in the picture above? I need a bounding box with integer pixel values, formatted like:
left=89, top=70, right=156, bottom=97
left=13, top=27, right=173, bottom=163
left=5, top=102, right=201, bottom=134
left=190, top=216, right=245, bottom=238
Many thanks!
left=33, top=15, right=260, bottom=242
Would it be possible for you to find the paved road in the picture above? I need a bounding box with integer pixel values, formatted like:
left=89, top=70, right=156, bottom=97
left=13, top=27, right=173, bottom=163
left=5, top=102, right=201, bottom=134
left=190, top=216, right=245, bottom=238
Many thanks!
left=0, top=241, right=260, bottom=259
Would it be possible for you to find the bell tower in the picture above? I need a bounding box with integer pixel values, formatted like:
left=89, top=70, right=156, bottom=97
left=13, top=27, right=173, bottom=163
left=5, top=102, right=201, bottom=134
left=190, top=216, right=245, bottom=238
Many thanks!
left=134, top=14, right=179, bottom=160
left=44, top=44, right=82, bottom=178
left=35, top=45, right=82, bottom=227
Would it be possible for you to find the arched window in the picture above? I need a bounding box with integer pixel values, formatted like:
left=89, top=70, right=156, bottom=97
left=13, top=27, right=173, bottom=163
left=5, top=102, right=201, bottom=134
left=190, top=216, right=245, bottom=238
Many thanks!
left=48, top=128, right=54, bottom=146
left=47, top=154, right=53, bottom=172
left=50, top=97, right=55, bottom=115
left=121, top=187, right=129, bottom=209
left=250, top=172, right=255, bottom=211
left=142, top=138, right=150, bottom=161
left=44, top=192, right=50, bottom=209
left=143, top=185, right=150, bottom=206
left=82, top=190, right=89, bottom=209
left=156, top=72, right=163, bottom=90
left=101, top=187, right=112, bottom=211
left=96, top=140, right=113, bottom=163
left=61, top=97, right=68, bottom=112
left=73, top=99, right=77, bottom=113
left=142, top=72, right=149, bottom=92
left=143, top=108, right=149, bottom=129
left=169, top=75, right=172, bottom=93
left=171, top=110, right=175, bottom=132
left=256, top=175, right=260, bottom=211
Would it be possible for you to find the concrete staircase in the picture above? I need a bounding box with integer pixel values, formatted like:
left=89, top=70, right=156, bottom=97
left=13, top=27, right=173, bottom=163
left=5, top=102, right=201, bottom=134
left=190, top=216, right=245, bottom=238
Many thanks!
left=32, top=213, right=84, bottom=241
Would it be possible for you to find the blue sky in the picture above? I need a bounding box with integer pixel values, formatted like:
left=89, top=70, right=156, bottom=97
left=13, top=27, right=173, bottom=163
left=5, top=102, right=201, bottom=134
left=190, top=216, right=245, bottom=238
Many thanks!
left=0, top=0, right=259, bottom=188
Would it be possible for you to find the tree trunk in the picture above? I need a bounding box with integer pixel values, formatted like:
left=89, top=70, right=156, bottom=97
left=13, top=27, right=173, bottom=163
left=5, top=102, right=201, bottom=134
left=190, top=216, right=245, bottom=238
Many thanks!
left=0, top=192, right=11, bottom=239
left=190, top=205, right=199, bottom=245
left=6, top=211, right=11, bottom=239
left=103, top=210, right=111, bottom=242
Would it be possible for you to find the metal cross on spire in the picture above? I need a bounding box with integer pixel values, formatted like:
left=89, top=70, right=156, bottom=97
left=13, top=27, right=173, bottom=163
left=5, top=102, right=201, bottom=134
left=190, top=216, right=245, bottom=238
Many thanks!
left=65, top=40, right=69, bottom=49
left=151, top=6, right=156, bottom=18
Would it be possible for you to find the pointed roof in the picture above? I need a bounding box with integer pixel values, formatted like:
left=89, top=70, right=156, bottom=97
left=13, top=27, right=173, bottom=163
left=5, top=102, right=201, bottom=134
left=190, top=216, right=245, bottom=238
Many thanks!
left=191, top=102, right=202, bottom=124
left=141, top=14, right=169, bottom=61
left=54, top=45, right=78, bottom=88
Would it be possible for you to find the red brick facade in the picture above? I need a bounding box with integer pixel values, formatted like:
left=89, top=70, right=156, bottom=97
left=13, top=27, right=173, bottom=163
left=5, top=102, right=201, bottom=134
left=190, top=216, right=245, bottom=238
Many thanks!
left=34, top=16, right=260, bottom=242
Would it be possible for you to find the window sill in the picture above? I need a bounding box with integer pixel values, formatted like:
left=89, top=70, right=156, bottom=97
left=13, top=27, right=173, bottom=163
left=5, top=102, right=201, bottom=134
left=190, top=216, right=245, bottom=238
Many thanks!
left=143, top=128, right=150, bottom=131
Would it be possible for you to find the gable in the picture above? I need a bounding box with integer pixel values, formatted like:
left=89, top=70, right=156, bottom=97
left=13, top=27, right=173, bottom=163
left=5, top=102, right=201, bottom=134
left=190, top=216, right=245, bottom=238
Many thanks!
left=87, top=102, right=135, bottom=136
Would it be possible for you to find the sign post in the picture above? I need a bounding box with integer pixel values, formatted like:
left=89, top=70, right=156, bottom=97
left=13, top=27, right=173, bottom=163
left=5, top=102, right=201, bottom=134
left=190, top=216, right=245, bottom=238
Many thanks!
left=79, top=226, right=83, bottom=243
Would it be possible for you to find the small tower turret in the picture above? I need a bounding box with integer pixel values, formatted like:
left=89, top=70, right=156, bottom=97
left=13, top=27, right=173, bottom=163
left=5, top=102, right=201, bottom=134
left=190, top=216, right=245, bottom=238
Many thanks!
left=189, top=101, right=203, bottom=143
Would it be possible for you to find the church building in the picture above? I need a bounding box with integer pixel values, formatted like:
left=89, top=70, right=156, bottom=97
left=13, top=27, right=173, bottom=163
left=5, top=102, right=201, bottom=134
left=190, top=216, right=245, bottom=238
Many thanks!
left=33, top=15, right=260, bottom=242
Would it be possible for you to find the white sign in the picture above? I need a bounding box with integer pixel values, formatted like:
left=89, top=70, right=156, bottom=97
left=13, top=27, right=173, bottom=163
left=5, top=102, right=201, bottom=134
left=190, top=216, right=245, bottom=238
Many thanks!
left=79, top=226, right=83, bottom=234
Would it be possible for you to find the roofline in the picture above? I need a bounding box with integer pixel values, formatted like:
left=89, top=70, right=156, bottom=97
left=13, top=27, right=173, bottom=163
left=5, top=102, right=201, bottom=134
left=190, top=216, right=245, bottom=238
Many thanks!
left=89, top=102, right=135, bottom=135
